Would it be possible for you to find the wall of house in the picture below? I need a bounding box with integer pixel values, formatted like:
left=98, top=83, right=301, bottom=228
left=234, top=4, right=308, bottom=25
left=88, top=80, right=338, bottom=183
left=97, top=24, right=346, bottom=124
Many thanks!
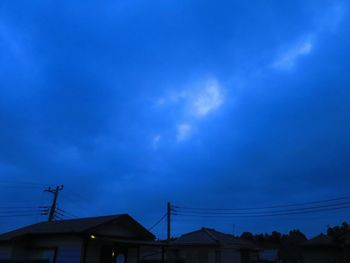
left=248, top=250, right=258, bottom=263
left=11, top=240, right=32, bottom=260
left=0, top=237, right=82, bottom=262
left=221, top=249, right=240, bottom=263
left=168, top=247, right=250, bottom=263
left=139, top=246, right=163, bottom=261
left=258, top=249, right=278, bottom=262
left=170, top=247, right=249, bottom=263
left=127, top=248, right=138, bottom=263
left=84, top=239, right=139, bottom=263
left=174, top=248, right=215, bottom=263
left=32, top=236, right=82, bottom=263
left=94, top=224, right=141, bottom=238
left=78, top=239, right=102, bottom=263
left=344, top=245, right=350, bottom=263
left=0, top=245, right=11, bottom=260
left=303, top=249, right=343, bottom=263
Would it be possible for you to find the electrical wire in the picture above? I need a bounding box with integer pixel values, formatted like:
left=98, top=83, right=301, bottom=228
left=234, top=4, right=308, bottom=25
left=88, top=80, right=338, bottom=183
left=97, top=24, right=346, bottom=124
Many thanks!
left=0, top=211, right=47, bottom=215
left=56, top=207, right=79, bottom=219
left=173, top=201, right=350, bottom=215
left=149, top=213, right=167, bottom=231
left=173, top=195, right=350, bottom=211
left=0, top=185, right=83, bottom=223
left=0, top=213, right=46, bottom=218
left=54, top=214, right=64, bottom=221
left=171, top=195, right=350, bottom=220
left=173, top=205, right=350, bottom=218
left=0, top=206, right=44, bottom=209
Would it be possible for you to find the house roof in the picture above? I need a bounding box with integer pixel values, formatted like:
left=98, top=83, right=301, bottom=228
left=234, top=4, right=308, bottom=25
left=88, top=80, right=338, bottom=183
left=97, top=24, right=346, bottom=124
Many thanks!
left=0, top=214, right=155, bottom=242
left=301, top=234, right=339, bottom=248
left=173, top=227, right=257, bottom=250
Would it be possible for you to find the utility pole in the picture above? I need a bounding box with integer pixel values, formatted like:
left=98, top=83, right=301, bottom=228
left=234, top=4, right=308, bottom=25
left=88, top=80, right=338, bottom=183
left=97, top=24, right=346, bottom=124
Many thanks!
left=167, top=202, right=171, bottom=242
left=45, top=185, right=64, bottom=222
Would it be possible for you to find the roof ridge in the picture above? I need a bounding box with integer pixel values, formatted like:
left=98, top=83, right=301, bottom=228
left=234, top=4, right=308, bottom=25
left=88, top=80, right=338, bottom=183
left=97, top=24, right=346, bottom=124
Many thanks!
left=0, top=214, right=126, bottom=239
left=202, top=228, right=219, bottom=243
left=179, top=228, right=205, bottom=237
left=0, top=213, right=155, bottom=242
left=210, top=228, right=235, bottom=237
left=56, top=213, right=127, bottom=223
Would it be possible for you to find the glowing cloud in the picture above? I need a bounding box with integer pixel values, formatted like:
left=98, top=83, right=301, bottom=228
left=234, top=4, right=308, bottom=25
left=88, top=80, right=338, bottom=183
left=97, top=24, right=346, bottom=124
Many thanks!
left=156, top=79, right=224, bottom=117
left=176, top=123, right=192, bottom=142
left=155, top=78, right=224, bottom=143
left=192, top=80, right=224, bottom=117
left=272, top=40, right=313, bottom=70
left=152, top=134, right=162, bottom=149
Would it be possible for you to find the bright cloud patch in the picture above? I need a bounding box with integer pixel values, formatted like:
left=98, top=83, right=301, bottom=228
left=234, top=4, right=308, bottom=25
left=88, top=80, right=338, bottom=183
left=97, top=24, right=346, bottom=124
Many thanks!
left=152, top=134, right=161, bottom=149
left=176, top=123, right=192, bottom=142
left=192, top=80, right=224, bottom=117
left=155, top=78, right=224, bottom=143
left=156, top=78, right=224, bottom=118
left=273, top=40, right=313, bottom=70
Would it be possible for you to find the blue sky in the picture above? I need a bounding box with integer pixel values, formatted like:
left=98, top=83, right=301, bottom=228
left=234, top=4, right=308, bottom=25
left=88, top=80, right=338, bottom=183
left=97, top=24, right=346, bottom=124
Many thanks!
left=1, top=0, right=350, bottom=238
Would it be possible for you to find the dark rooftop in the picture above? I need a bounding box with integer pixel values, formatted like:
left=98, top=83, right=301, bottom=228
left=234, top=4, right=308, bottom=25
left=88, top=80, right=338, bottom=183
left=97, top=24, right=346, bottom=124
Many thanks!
left=0, top=214, right=154, bottom=241
left=301, top=234, right=339, bottom=248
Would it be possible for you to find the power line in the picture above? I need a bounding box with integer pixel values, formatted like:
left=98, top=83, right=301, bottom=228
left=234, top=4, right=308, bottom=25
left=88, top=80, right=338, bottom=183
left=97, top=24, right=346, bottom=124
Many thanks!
left=173, top=195, right=350, bottom=211
left=53, top=209, right=65, bottom=217
left=55, top=208, right=78, bottom=219
left=149, top=213, right=167, bottom=231
left=0, top=206, right=49, bottom=214
left=45, top=185, right=64, bottom=222
left=0, top=185, right=44, bottom=189
left=0, top=181, right=49, bottom=187
left=0, top=206, right=45, bottom=209
left=171, top=196, right=350, bottom=222
left=0, top=184, right=84, bottom=223
left=0, top=212, right=47, bottom=218
left=56, top=208, right=78, bottom=219
left=54, top=214, right=64, bottom=221
left=173, top=205, right=350, bottom=218
left=173, top=201, right=350, bottom=215
left=60, top=191, right=91, bottom=217
left=0, top=210, right=47, bottom=214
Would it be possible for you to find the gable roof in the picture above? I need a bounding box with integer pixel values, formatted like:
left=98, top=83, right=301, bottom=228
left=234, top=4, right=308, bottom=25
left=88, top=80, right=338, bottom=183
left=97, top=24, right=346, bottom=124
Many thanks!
left=173, top=227, right=257, bottom=250
left=0, top=214, right=154, bottom=242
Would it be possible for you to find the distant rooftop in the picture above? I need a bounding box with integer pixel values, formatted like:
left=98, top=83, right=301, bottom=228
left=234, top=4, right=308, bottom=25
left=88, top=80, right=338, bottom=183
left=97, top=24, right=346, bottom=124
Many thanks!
left=173, top=227, right=257, bottom=250
left=302, top=234, right=339, bottom=248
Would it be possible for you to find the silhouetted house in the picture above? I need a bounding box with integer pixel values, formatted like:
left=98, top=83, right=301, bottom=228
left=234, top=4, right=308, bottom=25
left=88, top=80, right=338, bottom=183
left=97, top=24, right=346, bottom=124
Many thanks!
left=0, top=214, right=158, bottom=263
left=169, top=227, right=258, bottom=263
left=257, top=248, right=278, bottom=262
left=337, top=231, right=350, bottom=262
left=279, top=235, right=306, bottom=263
left=278, top=246, right=303, bottom=263
left=301, top=233, right=343, bottom=263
